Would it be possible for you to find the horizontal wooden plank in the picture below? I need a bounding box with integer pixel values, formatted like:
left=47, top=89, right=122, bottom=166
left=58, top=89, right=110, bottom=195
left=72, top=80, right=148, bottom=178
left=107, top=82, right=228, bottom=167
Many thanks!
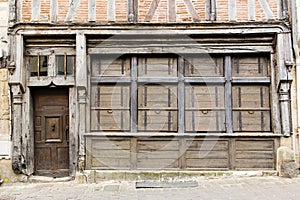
left=184, top=77, right=226, bottom=83
left=138, top=140, right=180, bottom=151
left=235, top=151, right=274, bottom=159
left=90, top=77, right=131, bottom=83
left=236, top=140, right=274, bottom=151
left=137, top=150, right=179, bottom=159
left=91, top=157, right=131, bottom=169
left=186, top=158, right=228, bottom=168
left=137, top=77, right=178, bottom=83
left=186, top=140, right=229, bottom=151
left=186, top=150, right=228, bottom=159
left=235, top=159, right=274, bottom=169
left=91, top=139, right=131, bottom=150
left=137, top=159, right=179, bottom=169
left=231, top=77, right=271, bottom=83
left=91, top=149, right=131, bottom=159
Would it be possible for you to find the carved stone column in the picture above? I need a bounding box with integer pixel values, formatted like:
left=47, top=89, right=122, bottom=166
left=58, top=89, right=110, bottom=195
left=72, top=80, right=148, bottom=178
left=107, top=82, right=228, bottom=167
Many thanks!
left=11, top=84, right=24, bottom=174
left=78, top=87, right=86, bottom=172
left=279, top=82, right=292, bottom=137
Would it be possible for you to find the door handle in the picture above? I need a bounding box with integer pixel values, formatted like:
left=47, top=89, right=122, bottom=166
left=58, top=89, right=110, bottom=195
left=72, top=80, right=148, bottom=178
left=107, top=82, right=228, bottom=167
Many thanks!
left=51, top=125, right=56, bottom=132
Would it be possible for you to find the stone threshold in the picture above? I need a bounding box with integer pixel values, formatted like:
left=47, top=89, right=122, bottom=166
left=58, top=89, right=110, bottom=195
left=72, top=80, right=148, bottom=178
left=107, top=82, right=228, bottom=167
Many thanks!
left=28, top=175, right=74, bottom=183
left=85, top=170, right=278, bottom=183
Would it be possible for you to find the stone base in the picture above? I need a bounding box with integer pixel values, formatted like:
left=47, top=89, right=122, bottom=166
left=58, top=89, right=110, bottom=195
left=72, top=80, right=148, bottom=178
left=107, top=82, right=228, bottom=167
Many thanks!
left=277, top=146, right=300, bottom=178
left=84, top=170, right=278, bottom=183
left=0, top=160, right=27, bottom=184
left=281, top=162, right=300, bottom=178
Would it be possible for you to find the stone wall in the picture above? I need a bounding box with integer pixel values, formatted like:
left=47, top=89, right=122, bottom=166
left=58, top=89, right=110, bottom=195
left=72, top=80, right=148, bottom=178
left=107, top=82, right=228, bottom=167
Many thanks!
left=0, top=0, right=14, bottom=183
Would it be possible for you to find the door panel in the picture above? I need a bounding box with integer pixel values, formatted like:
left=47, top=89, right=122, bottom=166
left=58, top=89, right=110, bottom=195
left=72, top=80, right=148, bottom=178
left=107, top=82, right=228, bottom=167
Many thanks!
left=33, top=88, right=69, bottom=177
left=45, top=116, right=62, bottom=142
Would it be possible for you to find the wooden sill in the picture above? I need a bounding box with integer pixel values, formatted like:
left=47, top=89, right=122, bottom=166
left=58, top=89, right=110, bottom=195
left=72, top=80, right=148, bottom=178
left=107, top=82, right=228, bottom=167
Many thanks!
left=83, top=132, right=282, bottom=137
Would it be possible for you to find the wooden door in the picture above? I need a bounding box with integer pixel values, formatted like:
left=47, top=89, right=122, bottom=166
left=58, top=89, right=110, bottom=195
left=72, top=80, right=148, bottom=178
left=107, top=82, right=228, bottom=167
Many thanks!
left=33, top=88, right=69, bottom=177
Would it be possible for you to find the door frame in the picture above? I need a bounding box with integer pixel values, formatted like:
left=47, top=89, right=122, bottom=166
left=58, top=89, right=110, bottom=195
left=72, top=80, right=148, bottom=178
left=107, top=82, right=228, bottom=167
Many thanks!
left=26, top=86, right=77, bottom=177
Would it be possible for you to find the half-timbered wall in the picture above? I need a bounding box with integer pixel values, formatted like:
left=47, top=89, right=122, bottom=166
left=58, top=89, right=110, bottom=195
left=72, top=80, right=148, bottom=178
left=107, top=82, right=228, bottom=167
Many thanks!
left=19, top=0, right=286, bottom=23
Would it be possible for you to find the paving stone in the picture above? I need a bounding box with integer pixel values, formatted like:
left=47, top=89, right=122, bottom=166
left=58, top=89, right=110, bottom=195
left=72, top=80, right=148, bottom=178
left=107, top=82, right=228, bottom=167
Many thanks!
left=1, top=176, right=300, bottom=200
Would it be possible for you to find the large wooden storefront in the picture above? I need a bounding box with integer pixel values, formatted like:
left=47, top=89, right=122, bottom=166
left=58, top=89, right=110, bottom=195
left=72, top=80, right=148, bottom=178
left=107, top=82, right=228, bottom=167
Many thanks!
left=8, top=0, right=295, bottom=177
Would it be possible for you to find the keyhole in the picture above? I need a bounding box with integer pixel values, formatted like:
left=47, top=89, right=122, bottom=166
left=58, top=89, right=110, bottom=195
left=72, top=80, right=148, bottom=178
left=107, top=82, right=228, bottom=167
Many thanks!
left=51, top=125, right=55, bottom=132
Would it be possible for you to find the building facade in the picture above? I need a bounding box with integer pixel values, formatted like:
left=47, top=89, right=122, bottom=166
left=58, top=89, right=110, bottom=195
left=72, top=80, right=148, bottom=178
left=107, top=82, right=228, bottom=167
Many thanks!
left=4, top=0, right=299, bottom=179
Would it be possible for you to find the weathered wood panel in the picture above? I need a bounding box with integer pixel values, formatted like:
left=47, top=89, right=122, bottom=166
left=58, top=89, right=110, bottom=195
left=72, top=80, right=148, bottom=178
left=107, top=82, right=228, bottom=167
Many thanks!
left=137, top=138, right=180, bottom=169
left=232, top=56, right=269, bottom=77
left=184, top=56, right=223, bottom=77
left=87, top=138, right=131, bottom=169
left=138, top=85, right=178, bottom=132
left=185, top=139, right=229, bottom=169
left=234, top=139, right=275, bottom=169
left=232, top=86, right=271, bottom=132
left=85, top=136, right=278, bottom=170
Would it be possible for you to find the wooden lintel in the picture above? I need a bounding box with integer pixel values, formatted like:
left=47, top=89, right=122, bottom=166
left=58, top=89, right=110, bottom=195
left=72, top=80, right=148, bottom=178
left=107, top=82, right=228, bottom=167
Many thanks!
left=14, top=24, right=288, bottom=35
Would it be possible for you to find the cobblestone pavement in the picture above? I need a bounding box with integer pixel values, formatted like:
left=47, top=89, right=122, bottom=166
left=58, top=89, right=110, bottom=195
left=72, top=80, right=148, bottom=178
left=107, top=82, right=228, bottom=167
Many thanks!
left=1, top=176, right=300, bottom=200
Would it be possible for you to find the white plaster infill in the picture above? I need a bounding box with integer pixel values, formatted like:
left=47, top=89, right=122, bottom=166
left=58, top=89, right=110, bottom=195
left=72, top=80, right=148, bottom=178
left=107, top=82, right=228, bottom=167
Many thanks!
left=0, top=140, right=11, bottom=160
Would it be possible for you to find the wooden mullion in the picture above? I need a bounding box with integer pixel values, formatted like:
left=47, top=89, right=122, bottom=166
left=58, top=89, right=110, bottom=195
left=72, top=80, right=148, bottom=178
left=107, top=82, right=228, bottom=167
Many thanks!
left=64, top=52, right=67, bottom=79
left=178, top=57, right=185, bottom=133
left=238, top=87, right=242, bottom=131
left=225, top=56, right=233, bottom=133
left=131, top=57, right=138, bottom=133
left=37, top=53, right=40, bottom=80
left=97, top=85, right=101, bottom=130
left=215, top=86, right=220, bottom=131
left=143, top=86, right=147, bottom=131
left=260, top=86, right=265, bottom=131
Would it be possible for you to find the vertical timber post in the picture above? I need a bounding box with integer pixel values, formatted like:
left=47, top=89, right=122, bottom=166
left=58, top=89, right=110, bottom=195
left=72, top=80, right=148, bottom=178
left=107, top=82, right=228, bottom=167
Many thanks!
left=11, top=85, right=23, bottom=174
left=76, top=33, right=87, bottom=173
